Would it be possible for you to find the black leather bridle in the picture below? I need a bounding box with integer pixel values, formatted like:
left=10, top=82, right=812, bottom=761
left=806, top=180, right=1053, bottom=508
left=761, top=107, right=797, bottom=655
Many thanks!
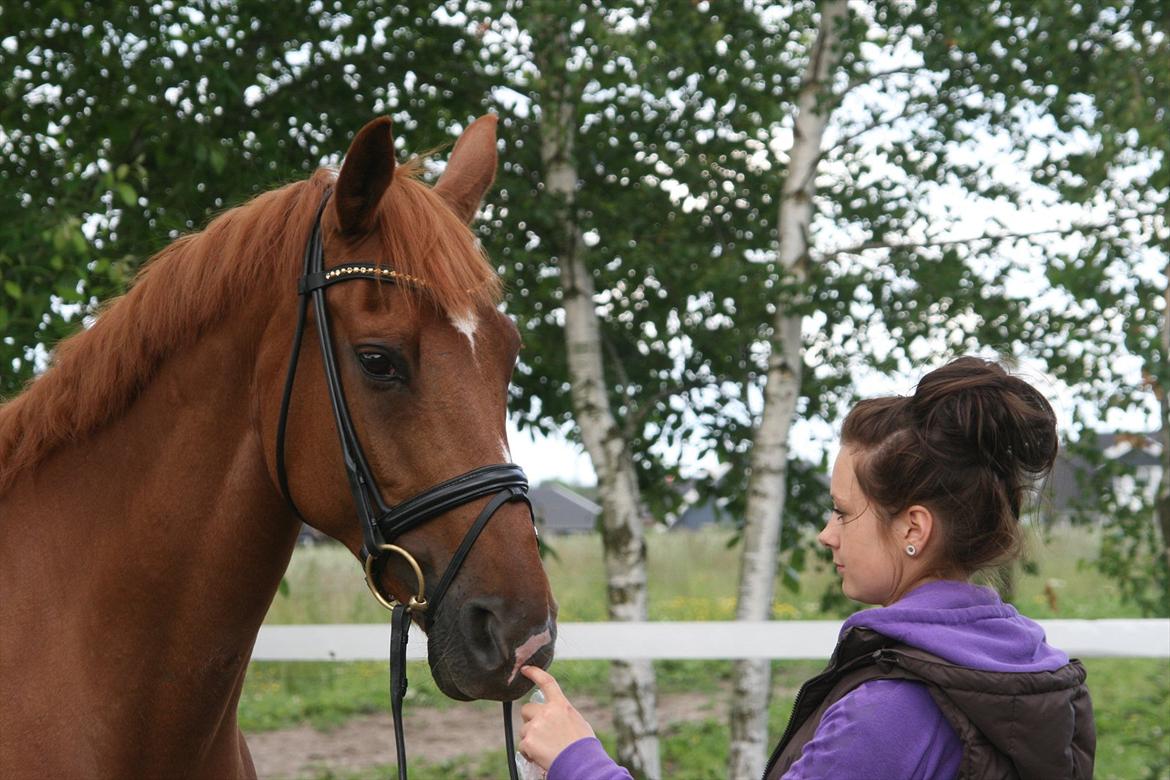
left=275, top=189, right=531, bottom=780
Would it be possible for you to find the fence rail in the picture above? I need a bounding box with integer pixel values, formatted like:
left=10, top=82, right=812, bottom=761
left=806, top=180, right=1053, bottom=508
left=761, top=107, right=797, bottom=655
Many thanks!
left=253, top=619, right=1170, bottom=662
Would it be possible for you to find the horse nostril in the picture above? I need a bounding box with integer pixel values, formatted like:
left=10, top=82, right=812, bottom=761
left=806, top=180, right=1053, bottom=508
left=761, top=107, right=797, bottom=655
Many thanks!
left=459, top=597, right=509, bottom=670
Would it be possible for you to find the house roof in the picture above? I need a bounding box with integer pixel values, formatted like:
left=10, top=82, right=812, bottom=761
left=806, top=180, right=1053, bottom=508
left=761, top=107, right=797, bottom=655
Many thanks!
left=1046, top=430, right=1163, bottom=511
left=1096, top=432, right=1163, bottom=467
left=672, top=499, right=729, bottom=530
left=529, top=483, right=600, bottom=533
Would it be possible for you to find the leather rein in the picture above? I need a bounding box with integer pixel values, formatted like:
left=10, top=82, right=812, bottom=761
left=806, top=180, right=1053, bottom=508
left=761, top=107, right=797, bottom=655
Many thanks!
left=275, top=189, right=528, bottom=780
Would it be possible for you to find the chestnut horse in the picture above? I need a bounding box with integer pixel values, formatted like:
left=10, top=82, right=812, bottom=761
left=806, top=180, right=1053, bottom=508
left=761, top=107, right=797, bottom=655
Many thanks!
left=0, top=116, right=557, bottom=778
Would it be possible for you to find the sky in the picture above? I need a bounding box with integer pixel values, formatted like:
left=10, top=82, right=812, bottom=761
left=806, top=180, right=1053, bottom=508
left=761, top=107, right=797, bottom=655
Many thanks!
left=507, top=419, right=597, bottom=487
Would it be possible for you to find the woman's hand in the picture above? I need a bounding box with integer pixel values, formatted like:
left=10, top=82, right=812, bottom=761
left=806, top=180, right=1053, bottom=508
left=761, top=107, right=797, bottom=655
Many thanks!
left=518, top=665, right=596, bottom=771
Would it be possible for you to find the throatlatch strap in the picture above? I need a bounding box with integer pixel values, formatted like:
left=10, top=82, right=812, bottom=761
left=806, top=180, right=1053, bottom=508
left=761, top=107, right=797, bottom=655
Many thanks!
left=274, top=287, right=309, bottom=521
left=275, top=189, right=331, bottom=521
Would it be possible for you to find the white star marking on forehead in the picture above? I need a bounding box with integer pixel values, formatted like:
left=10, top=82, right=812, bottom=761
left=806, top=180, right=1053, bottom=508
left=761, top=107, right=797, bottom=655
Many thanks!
left=449, top=311, right=479, bottom=354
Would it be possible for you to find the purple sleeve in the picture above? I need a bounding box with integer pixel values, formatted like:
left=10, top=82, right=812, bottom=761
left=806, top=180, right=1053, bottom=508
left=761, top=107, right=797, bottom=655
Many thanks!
left=783, top=679, right=962, bottom=780
left=546, top=737, right=633, bottom=780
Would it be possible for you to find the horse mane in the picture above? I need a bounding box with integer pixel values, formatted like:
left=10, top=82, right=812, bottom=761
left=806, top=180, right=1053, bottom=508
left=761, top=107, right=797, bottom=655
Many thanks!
left=0, top=160, right=501, bottom=495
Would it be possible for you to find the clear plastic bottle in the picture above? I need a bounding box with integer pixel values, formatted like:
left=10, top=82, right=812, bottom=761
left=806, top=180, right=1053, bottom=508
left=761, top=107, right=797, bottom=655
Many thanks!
left=515, top=688, right=547, bottom=780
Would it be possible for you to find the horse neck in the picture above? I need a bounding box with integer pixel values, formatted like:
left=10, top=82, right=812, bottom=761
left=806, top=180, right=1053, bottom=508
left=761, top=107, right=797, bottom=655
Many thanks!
left=0, top=305, right=297, bottom=769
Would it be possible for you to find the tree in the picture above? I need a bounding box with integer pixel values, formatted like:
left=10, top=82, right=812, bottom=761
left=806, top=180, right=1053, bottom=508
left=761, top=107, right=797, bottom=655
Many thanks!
left=726, top=3, right=847, bottom=776
left=519, top=6, right=663, bottom=775
left=718, top=1, right=1167, bottom=774
left=478, top=2, right=814, bottom=772
left=1, top=0, right=491, bottom=395
left=1005, top=0, right=1168, bottom=609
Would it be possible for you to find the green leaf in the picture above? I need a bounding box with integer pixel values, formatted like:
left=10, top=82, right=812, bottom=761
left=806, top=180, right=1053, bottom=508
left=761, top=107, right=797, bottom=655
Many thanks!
left=3, top=281, right=21, bottom=300
left=55, top=279, right=82, bottom=301
left=116, top=183, right=137, bottom=207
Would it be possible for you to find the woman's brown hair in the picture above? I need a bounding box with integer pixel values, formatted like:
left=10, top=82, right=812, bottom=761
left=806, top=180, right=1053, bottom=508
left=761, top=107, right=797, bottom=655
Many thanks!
left=841, top=357, right=1059, bottom=574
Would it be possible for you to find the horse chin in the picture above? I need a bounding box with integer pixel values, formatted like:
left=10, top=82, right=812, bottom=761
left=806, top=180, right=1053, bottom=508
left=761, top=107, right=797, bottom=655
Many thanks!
left=426, top=648, right=515, bottom=702
left=427, top=631, right=553, bottom=702
left=430, top=663, right=540, bottom=703
left=430, top=670, right=477, bottom=702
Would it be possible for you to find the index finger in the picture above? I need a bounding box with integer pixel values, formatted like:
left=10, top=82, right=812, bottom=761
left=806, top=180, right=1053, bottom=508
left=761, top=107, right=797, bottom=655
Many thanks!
left=520, top=665, right=565, bottom=701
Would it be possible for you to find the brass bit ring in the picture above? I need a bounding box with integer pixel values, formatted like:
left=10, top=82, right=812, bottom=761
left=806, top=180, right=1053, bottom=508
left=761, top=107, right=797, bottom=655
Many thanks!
left=364, top=544, right=428, bottom=612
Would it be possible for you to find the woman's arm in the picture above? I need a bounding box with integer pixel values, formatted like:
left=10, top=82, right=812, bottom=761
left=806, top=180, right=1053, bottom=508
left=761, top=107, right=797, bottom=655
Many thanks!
left=784, top=679, right=962, bottom=780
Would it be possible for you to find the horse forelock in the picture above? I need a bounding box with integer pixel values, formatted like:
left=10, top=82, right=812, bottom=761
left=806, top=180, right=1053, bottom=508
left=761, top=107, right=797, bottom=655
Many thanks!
left=0, top=161, right=502, bottom=495
left=367, top=157, right=502, bottom=318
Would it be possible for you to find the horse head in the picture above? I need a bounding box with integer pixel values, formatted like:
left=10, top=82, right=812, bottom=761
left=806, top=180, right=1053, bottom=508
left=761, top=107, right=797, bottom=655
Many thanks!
left=260, top=116, right=556, bottom=701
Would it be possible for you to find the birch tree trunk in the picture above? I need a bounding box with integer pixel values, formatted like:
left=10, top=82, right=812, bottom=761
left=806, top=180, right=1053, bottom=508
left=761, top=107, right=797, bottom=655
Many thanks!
left=1158, top=258, right=1169, bottom=575
left=534, top=18, right=661, bottom=780
left=727, top=3, right=848, bottom=778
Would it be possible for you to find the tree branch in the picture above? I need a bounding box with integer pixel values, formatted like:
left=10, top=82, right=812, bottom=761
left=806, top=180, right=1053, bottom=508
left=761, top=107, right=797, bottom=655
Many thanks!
left=621, top=375, right=710, bottom=443
left=829, top=64, right=927, bottom=110
left=817, top=223, right=1104, bottom=261
left=823, top=100, right=918, bottom=155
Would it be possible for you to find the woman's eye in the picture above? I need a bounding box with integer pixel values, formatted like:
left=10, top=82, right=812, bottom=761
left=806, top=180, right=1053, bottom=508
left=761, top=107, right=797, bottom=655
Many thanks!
left=357, top=349, right=402, bottom=381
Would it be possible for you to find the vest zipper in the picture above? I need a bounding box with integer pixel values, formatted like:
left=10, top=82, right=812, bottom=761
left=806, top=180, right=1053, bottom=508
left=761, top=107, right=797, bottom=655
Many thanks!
left=761, top=676, right=814, bottom=780
left=761, top=649, right=890, bottom=780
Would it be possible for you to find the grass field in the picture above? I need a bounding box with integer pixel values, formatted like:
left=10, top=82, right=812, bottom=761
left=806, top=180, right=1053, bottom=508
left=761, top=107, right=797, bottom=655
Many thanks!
left=245, top=525, right=1169, bottom=779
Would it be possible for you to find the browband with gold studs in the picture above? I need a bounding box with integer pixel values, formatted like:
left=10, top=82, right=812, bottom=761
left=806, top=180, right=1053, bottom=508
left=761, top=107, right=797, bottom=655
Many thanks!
left=298, top=262, right=428, bottom=295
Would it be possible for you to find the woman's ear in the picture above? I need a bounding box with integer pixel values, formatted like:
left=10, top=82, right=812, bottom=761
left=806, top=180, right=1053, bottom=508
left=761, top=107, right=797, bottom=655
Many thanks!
left=897, top=504, right=936, bottom=554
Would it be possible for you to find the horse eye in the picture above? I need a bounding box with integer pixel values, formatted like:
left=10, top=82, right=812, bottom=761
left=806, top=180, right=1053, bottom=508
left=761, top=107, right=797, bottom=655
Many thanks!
left=356, top=349, right=402, bottom=381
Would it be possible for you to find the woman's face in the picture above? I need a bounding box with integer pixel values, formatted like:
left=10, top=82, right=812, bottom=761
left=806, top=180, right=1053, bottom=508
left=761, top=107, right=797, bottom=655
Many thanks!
left=818, top=446, right=903, bottom=606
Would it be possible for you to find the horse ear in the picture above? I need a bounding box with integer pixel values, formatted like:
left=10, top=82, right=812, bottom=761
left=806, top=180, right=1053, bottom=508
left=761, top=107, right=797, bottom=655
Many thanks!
left=434, top=114, right=498, bottom=223
left=335, top=117, right=396, bottom=235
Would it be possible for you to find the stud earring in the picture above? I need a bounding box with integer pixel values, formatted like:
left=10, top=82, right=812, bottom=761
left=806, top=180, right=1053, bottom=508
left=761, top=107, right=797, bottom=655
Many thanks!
left=905, top=544, right=917, bottom=557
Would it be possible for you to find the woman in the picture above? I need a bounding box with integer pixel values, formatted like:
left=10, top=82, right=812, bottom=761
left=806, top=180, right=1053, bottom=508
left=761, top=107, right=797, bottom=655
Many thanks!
left=518, top=357, right=1095, bottom=779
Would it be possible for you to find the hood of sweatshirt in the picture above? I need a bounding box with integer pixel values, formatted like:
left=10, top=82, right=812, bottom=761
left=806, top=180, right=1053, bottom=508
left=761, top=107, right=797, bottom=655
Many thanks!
left=840, top=580, right=1094, bottom=779
left=842, top=579, right=1069, bottom=673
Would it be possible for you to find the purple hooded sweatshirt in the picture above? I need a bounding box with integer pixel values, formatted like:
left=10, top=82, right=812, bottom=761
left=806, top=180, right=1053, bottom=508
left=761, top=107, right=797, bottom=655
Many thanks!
left=545, top=580, right=1069, bottom=780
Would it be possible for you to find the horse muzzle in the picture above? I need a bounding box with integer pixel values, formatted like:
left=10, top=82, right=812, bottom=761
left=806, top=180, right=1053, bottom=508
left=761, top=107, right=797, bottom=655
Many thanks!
left=428, top=599, right=557, bottom=701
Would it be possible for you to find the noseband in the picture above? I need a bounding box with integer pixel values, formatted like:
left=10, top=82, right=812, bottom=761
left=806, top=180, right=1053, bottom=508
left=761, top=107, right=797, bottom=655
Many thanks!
left=275, top=189, right=531, bottom=780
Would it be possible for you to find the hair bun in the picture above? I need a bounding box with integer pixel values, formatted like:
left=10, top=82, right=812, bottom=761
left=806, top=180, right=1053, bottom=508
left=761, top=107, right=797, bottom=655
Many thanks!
left=840, top=356, right=1060, bottom=574
left=910, top=357, right=1058, bottom=478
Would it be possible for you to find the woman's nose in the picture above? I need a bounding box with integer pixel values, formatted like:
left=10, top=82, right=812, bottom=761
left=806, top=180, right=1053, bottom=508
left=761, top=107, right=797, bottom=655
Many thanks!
left=817, top=521, right=835, bottom=548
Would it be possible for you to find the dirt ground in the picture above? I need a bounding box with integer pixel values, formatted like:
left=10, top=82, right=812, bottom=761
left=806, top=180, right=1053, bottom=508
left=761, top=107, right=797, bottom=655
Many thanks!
left=248, top=691, right=728, bottom=779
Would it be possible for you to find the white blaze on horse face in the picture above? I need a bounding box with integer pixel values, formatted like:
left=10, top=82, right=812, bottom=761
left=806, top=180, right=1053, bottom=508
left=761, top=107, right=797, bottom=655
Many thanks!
left=508, top=625, right=554, bottom=684
left=449, top=311, right=478, bottom=354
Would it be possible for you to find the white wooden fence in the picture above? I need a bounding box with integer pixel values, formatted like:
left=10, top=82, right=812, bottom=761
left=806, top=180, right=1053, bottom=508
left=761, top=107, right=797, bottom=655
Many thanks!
left=253, top=619, right=1169, bottom=662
